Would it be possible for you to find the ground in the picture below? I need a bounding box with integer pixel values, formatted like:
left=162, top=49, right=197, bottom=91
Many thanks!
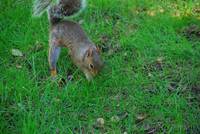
left=0, top=0, right=200, bottom=133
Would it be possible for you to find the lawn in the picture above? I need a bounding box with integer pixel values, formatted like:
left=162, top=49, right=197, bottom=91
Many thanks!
left=0, top=0, right=200, bottom=133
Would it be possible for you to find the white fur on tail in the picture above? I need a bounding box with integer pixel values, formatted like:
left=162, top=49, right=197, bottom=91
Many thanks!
left=33, top=0, right=87, bottom=18
left=33, top=0, right=53, bottom=17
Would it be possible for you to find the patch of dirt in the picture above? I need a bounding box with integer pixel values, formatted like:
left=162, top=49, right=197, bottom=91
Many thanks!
left=168, top=82, right=179, bottom=92
left=180, top=24, right=200, bottom=41
left=193, top=7, right=200, bottom=14
left=102, top=11, right=121, bottom=22
left=110, top=90, right=129, bottom=101
left=133, top=7, right=148, bottom=14
left=191, top=84, right=200, bottom=94
left=186, top=125, right=200, bottom=134
left=100, top=35, right=110, bottom=46
left=99, top=41, right=122, bottom=57
left=143, top=57, right=165, bottom=73
left=136, top=121, right=164, bottom=134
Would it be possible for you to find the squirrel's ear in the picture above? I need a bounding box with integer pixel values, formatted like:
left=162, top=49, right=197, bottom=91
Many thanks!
left=87, top=48, right=93, bottom=57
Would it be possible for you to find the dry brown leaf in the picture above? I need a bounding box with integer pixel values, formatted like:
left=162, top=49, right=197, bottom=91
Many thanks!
left=136, top=114, right=148, bottom=123
left=96, top=118, right=105, bottom=127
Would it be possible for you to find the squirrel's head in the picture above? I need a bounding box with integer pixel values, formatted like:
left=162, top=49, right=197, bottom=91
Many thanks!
left=83, top=47, right=103, bottom=77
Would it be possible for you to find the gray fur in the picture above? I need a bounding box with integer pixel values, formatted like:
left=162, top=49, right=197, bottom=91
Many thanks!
left=33, top=0, right=87, bottom=21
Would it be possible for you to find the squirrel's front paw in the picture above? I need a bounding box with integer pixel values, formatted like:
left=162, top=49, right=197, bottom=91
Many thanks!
left=85, top=72, right=93, bottom=82
left=51, top=69, right=57, bottom=80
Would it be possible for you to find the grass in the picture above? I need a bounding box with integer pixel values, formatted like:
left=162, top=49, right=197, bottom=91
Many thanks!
left=0, top=0, right=200, bottom=133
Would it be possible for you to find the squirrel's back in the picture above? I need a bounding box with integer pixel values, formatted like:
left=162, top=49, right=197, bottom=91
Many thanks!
left=51, top=20, right=91, bottom=46
left=33, top=0, right=87, bottom=25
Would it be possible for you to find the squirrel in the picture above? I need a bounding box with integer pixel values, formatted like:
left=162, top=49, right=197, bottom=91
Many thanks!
left=33, top=0, right=103, bottom=81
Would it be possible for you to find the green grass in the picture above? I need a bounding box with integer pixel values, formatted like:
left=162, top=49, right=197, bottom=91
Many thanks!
left=1, top=0, right=200, bottom=133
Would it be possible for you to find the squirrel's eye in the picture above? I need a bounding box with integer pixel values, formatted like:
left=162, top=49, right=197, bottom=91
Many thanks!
left=89, top=64, right=94, bottom=69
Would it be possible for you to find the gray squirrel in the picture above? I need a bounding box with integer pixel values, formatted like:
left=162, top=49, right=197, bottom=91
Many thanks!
left=33, top=0, right=103, bottom=81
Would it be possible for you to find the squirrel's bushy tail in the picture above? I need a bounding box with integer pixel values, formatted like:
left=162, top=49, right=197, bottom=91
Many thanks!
left=33, top=0, right=53, bottom=17
left=33, top=0, right=87, bottom=24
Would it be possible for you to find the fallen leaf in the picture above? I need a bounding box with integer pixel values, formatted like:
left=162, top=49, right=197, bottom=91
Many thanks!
left=143, top=122, right=162, bottom=134
left=16, top=64, right=22, bottom=69
left=136, top=114, right=148, bottom=123
left=156, top=57, right=164, bottom=64
left=93, top=118, right=105, bottom=129
left=145, top=127, right=157, bottom=134
left=96, top=118, right=104, bottom=126
left=147, top=10, right=156, bottom=16
left=11, top=49, right=23, bottom=57
left=159, top=8, right=164, bottom=13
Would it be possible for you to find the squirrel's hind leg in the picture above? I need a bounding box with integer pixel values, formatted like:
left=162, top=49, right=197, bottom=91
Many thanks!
left=48, top=40, right=61, bottom=78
